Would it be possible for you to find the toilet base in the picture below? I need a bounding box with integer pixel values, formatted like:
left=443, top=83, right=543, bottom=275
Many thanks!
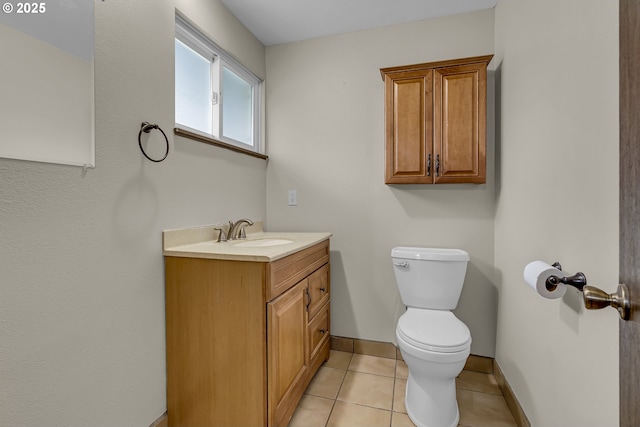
left=404, top=372, right=460, bottom=427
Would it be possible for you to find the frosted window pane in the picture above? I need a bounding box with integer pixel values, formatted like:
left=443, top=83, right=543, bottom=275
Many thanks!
left=222, top=66, right=253, bottom=146
left=175, top=40, right=212, bottom=134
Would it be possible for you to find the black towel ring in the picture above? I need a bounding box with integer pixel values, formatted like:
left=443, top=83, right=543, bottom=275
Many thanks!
left=138, top=122, right=169, bottom=162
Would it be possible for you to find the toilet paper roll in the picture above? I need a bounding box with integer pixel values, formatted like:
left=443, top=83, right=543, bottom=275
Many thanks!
left=523, top=261, right=567, bottom=299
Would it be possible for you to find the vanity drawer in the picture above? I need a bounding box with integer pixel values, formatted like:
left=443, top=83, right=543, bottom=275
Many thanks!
left=267, top=239, right=330, bottom=301
left=307, top=264, right=330, bottom=319
left=308, top=302, right=330, bottom=364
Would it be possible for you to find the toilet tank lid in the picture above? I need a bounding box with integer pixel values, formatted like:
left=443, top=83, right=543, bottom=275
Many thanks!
left=391, top=247, right=469, bottom=261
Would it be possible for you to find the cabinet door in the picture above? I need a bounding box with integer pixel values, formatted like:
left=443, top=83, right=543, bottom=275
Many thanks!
left=433, top=62, right=487, bottom=183
left=384, top=70, right=433, bottom=184
left=267, top=279, right=309, bottom=427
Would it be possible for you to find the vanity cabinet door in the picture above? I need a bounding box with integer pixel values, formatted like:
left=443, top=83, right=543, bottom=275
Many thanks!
left=267, top=279, right=309, bottom=427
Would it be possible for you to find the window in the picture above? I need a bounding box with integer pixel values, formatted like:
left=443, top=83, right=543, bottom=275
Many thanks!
left=175, top=15, right=262, bottom=154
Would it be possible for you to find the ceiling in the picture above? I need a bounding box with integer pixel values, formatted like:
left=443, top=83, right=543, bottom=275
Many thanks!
left=221, top=0, right=497, bottom=46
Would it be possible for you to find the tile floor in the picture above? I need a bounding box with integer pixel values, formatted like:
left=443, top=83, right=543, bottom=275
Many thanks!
left=289, top=351, right=518, bottom=427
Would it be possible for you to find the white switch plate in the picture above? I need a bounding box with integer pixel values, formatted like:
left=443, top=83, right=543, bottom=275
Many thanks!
left=288, top=189, right=297, bottom=206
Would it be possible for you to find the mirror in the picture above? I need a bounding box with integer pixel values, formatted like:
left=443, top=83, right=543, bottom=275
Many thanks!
left=0, top=0, right=95, bottom=167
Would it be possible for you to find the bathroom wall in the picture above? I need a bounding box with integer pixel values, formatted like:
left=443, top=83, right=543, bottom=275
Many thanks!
left=493, top=1, right=619, bottom=426
left=265, top=10, right=497, bottom=357
left=0, top=1, right=266, bottom=426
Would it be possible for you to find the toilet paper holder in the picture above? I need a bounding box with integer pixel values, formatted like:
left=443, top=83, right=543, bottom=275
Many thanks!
left=548, top=262, right=630, bottom=320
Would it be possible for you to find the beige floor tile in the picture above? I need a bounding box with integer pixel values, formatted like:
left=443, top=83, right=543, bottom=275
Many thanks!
left=391, top=411, right=416, bottom=427
left=457, top=388, right=517, bottom=427
left=324, top=350, right=353, bottom=370
left=337, top=371, right=394, bottom=410
left=393, top=378, right=407, bottom=413
left=306, top=366, right=347, bottom=399
left=456, top=370, right=502, bottom=395
left=327, top=401, right=391, bottom=427
left=296, top=349, right=521, bottom=427
left=289, top=395, right=334, bottom=427
left=348, top=353, right=396, bottom=377
left=395, top=360, right=408, bottom=379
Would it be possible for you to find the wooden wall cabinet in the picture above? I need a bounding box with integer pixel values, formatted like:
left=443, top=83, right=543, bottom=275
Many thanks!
left=381, top=55, right=493, bottom=184
left=165, top=240, right=330, bottom=427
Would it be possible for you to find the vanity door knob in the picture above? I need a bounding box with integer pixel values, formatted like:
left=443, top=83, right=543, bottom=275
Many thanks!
left=319, top=329, right=327, bottom=334
left=320, top=287, right=326, bottom=292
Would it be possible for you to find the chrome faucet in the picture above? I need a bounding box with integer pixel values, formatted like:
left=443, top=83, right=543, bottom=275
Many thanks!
left=228, top=218, right=253, bottom=240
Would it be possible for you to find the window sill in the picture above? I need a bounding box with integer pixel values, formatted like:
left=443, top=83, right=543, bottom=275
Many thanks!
left=174, top=127, right=268, bottom=160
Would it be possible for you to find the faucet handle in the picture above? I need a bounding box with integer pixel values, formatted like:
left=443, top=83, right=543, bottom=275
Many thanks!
left=214, top=227, right=227, bottom=242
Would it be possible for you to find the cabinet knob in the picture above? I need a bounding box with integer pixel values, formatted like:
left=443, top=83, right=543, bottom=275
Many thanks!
left=320, top=287, right=326, bottom=292
left=320, top=329, right=327, bottom=334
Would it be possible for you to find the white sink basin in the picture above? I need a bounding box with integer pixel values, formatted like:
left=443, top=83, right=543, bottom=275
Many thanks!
left=233, top=238, right=294, bottom=248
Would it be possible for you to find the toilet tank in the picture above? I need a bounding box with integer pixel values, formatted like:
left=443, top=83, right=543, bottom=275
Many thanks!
left=391, top=247, right=470, bottom=310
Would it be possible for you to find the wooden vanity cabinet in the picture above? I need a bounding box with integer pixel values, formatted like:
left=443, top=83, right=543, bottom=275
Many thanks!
left=165, top=239, right=330, bottom=427
left=381, top=55, right=493, bottom=184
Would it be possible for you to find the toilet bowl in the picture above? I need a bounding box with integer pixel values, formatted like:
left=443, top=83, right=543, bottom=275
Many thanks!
left=391, top=247, right=472, bottom=427
left=396, top=308, right=471, bottom=427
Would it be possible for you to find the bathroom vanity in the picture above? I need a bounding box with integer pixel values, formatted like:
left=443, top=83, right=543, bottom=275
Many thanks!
left=163, top=224, right=331, bottom=427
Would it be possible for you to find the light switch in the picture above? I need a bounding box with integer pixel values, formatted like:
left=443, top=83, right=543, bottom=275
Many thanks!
left=288, top=190, right=297, bottom=206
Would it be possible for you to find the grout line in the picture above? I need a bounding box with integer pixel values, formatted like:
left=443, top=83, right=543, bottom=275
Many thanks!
left=324, top=396, right=337, bottom=427
left=390, top=358, right=397, bottom=427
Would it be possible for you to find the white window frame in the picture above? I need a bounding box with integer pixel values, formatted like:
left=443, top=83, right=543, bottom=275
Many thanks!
left=175, top=14, right=263, bottom=154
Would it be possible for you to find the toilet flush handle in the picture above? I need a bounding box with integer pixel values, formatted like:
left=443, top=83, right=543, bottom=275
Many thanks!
left=393, top=261, right=409, bottom=268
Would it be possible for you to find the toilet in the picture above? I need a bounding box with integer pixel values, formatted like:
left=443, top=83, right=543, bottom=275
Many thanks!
left=392, top=247, right=472, bottom=427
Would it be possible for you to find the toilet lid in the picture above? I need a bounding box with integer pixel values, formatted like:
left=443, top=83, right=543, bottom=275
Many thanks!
left=397, top=309, right=471, bottom=353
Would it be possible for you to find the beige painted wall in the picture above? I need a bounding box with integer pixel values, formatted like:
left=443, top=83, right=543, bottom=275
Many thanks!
left=265, top=10, right=497, bottom=357
left=493, top=1, right=619, bottom=425
left=0, top=1, right=266, bottom=425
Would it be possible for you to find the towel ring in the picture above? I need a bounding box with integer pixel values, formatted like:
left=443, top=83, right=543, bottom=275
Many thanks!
left=138, top=122, right=169, bottom=162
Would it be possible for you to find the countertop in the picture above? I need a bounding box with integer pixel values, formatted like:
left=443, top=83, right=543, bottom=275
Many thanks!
left=163, top=222, right=332, bottom=262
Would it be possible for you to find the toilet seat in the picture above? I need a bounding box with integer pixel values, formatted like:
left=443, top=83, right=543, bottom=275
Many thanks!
left=397, top=309, right=471, bottom=353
